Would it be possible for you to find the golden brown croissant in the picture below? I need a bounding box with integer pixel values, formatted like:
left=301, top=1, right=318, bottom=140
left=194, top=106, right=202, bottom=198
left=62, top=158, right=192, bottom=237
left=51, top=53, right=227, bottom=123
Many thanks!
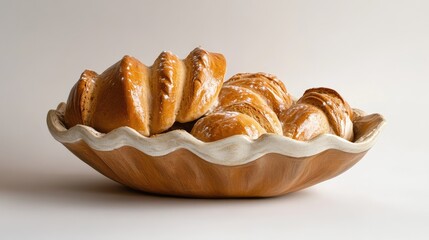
left=279, top=87, right=354, bottom=141
left=191, top=73, right=293, bottom=141
left=64, top=47, right=226, bottom=136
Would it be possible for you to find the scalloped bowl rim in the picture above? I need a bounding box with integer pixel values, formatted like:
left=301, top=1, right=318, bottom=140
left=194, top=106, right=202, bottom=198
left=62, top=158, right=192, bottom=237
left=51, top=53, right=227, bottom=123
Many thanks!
left=47, top=103, right=386, bottom=166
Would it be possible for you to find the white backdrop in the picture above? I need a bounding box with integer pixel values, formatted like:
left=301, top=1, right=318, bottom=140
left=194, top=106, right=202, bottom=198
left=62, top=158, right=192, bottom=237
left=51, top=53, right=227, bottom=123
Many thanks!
left=1, top=0, right=428, bottom=239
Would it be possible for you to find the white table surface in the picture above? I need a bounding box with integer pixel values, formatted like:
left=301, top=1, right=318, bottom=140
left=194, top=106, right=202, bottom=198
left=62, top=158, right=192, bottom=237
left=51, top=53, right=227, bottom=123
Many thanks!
left=1, top=0, right=428, bottom=239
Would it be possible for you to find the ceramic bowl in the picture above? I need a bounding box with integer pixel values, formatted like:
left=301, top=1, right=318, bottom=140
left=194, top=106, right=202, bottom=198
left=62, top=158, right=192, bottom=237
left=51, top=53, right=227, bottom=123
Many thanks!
left=47, top=103, right=385, bottom=198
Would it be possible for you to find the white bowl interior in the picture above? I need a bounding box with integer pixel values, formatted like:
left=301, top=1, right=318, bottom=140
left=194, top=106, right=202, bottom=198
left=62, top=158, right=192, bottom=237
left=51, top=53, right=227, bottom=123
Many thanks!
left=47, top=103, right=385, bottom=166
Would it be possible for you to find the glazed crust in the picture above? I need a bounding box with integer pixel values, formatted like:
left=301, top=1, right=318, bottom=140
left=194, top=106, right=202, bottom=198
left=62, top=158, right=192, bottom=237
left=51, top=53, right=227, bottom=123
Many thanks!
left=225, top=72, right=293, bottom=115
left=177, top=48, right=226, bottom=122
left=216, top=85, right=283, bottom=135
left=279, top=103, right=331, bottom=141
left=64, top=47, right=226, bottom=136
left=191, top=111, right=266, bottom=142
left=90, top=55, right=151, bottom=135
left=280, top=87, right=354, bottom=141
left=150, top=51, right=183, bottom=134
left=191, top=73, right=292, bottom=141
left=64, top=70, right=98, bottom=128
left=297, top=87, right=354, bottom=140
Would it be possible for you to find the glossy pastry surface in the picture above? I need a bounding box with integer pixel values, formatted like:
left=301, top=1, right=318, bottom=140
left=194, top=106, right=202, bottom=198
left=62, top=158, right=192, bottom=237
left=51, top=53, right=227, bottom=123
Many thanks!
left=191, top=111, right=266, bottom=142
left=280, top=87, right=354, bottom=141
left=64, top=47, right=226, bottom=136
left=191, top=73, right=292, bottom=141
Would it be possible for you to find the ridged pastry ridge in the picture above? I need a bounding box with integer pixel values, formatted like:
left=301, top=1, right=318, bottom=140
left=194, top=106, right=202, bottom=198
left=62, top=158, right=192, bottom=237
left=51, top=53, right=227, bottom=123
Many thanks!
left=64, top=47, right=226, bottom=136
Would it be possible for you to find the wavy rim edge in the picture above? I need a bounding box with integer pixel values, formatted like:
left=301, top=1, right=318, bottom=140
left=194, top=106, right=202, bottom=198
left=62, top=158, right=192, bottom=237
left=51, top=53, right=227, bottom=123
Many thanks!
left=47, top=103, right=386, bottom=166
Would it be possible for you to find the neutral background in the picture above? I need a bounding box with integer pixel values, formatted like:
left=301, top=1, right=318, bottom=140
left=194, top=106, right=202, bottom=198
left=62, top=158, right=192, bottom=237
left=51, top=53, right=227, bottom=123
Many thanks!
left=1, top=0, right=428, bottom=239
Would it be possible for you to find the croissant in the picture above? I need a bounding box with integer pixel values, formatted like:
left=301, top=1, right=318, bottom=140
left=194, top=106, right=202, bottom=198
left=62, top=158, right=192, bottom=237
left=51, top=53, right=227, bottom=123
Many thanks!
left=191, top=73, right=293, bottom=142
left=64, top=47, right=226, bottom=136
left=279, top=87, right=354, bottom=141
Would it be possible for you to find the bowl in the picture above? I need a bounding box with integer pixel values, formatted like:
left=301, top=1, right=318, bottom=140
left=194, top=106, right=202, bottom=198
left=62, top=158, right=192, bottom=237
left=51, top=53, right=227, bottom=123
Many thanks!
left=47, top=103, right=385, bottom=198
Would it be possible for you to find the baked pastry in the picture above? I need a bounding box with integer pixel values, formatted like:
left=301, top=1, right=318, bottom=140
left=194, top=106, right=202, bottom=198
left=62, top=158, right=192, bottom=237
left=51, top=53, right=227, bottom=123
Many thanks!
left=279, top=87, right=354, bottom=141
left=191, top=111, right=267, bottom=142
left=191, top=73, right=293, bottom=141
left=64, top=47, right=226, bottom=136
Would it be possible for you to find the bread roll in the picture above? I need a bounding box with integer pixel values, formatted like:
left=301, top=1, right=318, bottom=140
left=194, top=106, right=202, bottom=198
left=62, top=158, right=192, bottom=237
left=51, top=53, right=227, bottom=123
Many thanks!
left=279, top=103, right=330, bottom=141
left=177, top=48, right=227, bottom=122
left=224, top=72, right=293, bottom=115
left=279, top=87, right=354, bottom=141
left=64, top=47, right=226, bottom=136
left=191, top=73, right=292, bottom=141
left=191, top=112, right=266, bottom=142
left=215, top=85, right=283, bottom=135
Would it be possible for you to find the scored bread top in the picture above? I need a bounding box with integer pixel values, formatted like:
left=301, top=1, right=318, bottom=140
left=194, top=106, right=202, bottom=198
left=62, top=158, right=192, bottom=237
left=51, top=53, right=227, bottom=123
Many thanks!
left=150, top=51, right=183, bottom=134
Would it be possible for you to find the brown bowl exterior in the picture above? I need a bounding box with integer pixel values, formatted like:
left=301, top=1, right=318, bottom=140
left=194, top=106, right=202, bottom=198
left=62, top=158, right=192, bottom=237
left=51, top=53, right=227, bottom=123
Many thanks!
left=64, top=140, right=367, bottom=198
